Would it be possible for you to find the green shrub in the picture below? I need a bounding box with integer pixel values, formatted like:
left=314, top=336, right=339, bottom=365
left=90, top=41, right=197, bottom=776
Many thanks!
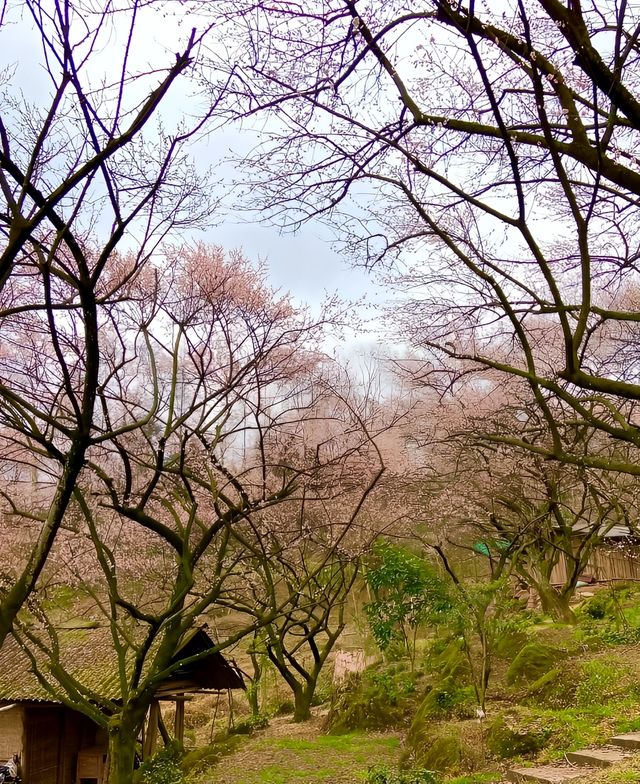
left=575, top=659, right=631, bottom=706
left=136, top=743, right=184, bottom=784
left=230, top=712, right=269, bottom=735
left=365, top=766, right=438, bottom=784
left=581, top=592, right=615, bottom=620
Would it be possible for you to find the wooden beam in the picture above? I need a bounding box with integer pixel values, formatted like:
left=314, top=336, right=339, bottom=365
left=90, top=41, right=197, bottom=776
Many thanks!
left=174, top=699, right=185, bottom=746
left=143, top=701, right=160, bottom=760
left=157, top=710, right=171, bottom=747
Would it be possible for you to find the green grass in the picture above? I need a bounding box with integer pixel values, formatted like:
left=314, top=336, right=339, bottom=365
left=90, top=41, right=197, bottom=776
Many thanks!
left=209, top=732, right=401, bottom=784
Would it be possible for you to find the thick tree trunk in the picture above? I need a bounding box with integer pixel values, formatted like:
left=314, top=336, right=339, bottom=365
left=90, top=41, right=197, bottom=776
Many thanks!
left=292, top=683, right=315, bottom=722
left=107, top=710, right=145, bottom=784
left=538, top=585, right=576, bottom=623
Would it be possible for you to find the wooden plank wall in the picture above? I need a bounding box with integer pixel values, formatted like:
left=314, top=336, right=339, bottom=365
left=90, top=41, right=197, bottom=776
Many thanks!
left=0, top=705, right=24, bottom=763
left=588, top=546, right=640, bottom=582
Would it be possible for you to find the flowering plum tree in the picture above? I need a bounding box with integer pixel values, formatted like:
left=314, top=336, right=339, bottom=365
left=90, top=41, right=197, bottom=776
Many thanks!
left=6, top=245, right=387, bottom=783
left=214, top=0, right=640, bottom=472
left=0, top=0, right=220, bottom=643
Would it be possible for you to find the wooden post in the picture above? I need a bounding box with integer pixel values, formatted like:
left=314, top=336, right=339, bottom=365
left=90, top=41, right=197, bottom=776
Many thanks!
left=143, top=701, right=160, bottom=760
left=174, top=698, right=185, bottom=746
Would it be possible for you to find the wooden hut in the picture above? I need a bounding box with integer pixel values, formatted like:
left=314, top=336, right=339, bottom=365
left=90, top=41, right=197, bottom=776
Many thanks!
left=548, top=524, right=640, bottom=585
left=0, top=626, right=243, bottom=784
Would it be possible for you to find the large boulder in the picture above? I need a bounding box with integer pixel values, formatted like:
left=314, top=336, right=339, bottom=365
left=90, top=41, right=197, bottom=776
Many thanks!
left=404, top=719, right=484, bottom=773
left=506, top=643, right=568, bottom=686
left=486, top=713, right=551, bottom=758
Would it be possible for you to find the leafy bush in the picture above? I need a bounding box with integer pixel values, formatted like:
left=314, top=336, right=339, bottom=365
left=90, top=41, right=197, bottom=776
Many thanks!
left=365, top=765, right=438, bottom=784
left=581, top=592, right=614, bottom=620
left=364, top=540, right=451, bottom=657
left=230, top=713, right=269, bottom=735
left=136, top=743, right=184, bottom=784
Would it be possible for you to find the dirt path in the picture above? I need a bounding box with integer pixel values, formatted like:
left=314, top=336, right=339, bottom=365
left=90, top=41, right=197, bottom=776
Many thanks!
left=202, top=712, right=402, bottom=784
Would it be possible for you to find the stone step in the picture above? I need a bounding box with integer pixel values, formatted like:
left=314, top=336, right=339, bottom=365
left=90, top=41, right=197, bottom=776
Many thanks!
left=610, top=732, right=640, bottom=750
left=507, top=766, right=593, bottom=784
left=565, top=748, right=628, bottom=768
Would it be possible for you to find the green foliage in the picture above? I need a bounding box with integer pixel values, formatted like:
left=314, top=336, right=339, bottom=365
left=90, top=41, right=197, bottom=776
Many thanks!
left=364, top=540, right=452, bottom=654
left=414, top=678, right=476, bottom=721
left=576, top=586, right=640, bottom=645
left=581, top=592, right=615, bottom=620
left=328, top=662, right=421, bottom=733
left=486, top=714, right=551, bottom=759
left=506, top=643, right=567, bottom=686
left=575, top=659, right=635, bottom=707
left=231, top=713, right=270, bottom=735
left=136, top=743, right=184, bottom=784
left=365, top=765, right=438, bottom=784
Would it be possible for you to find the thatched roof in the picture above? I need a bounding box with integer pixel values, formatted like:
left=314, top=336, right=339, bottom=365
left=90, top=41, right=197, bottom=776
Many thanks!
left=0, top=624, right=243, bottom=704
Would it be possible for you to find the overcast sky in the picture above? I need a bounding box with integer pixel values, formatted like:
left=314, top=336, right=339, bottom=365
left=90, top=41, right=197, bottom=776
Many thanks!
left=2, top=3, right=382, bottom=331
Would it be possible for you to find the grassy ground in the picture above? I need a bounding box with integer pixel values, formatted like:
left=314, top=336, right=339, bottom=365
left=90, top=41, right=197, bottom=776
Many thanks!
left=188, top=713, right=402, bottom=784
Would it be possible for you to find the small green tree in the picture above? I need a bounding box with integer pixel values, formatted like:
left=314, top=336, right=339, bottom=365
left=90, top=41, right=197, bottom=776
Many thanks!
left=432, top=545, right=526, bottom=713
left=364, top=541, right=451, bottom=668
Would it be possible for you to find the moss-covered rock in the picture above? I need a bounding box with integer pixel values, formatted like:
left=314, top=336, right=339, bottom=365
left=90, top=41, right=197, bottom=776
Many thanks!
left=418, top=735, right=462, bottom=772
left=506, top=643, right=567, bottom=686
left=413, top=677, right=476, bottom=721
left=181, top=734, right=243, bottom=776
left=327, top=665, right=420, bottom=733
left=404, top=719, right=484, bottom=773
left=486, top=713, right=551, bottom=759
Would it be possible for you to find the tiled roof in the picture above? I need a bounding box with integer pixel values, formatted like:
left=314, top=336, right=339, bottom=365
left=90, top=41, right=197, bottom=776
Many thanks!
left=0, top=624, right=242, bottom=704
left=0, top=627, right=125, bottom=703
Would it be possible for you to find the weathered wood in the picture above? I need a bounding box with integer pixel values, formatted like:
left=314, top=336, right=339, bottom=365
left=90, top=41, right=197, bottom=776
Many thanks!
left=157, top=708, right=171, bottom=747
left=174, top=700, right=185, bottom=745
left=143, top=702, right=160, bottom=760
